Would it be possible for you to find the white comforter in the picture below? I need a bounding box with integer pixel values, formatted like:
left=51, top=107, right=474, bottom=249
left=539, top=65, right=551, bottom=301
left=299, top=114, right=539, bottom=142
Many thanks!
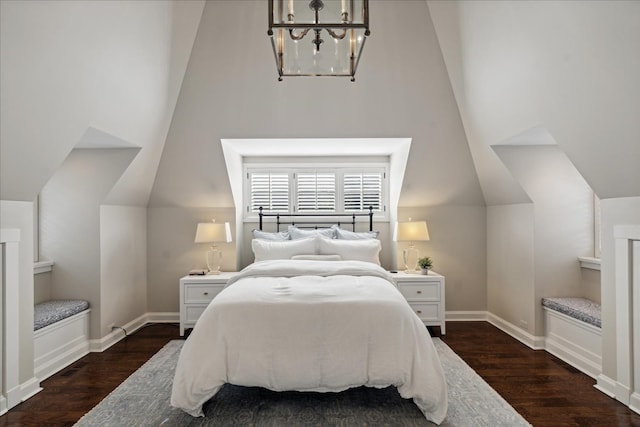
left=171, top=260, right=448, bottom=424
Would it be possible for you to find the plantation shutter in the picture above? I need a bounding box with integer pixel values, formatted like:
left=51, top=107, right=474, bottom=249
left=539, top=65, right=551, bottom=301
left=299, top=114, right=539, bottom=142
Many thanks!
left=250, top=172, right=289, bottom=212
left=343, top=172, right=383, bottom=212
left=296, top=172, right=336, bottom=212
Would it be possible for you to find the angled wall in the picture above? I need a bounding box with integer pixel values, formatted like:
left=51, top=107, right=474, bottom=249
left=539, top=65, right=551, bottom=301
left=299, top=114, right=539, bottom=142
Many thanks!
left=147, top=0, right=486, bottom=313
left=1, top=0, right=204, bottom=204
left=40, top=148, right=139, bottom=339
left=493, top=144, right=594, bottom=335
left=428, top=0, right=640, bottom=203
left=429, top=0, right=639, bottom=396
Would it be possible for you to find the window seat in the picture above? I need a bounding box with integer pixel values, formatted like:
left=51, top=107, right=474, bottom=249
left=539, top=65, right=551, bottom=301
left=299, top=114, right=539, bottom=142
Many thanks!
left=34, top=300, right=90, bottom=381
left=34, top=299, right=90, bottom=330
left=542, top=297, right=601, bottom=379
left=541, top=297, right=601, bottom=328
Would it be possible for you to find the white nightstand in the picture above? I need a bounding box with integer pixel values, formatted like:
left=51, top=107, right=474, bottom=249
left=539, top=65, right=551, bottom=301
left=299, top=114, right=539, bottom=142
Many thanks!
left=392, top=271, right=446, bottom=335
left=179, top=272, right=238, bottom=336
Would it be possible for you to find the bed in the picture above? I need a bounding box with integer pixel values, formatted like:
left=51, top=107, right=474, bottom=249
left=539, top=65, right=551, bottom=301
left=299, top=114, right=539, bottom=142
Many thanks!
left=170, top=213, right=448, bottom=424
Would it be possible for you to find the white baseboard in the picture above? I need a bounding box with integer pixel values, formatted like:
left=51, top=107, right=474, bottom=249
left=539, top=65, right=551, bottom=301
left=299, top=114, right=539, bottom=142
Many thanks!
left=89, top=313, right=147, bottom=353
left=89, top=312, right=179, bottom=353
left=20, top=377, right=42, bottom=402
left=147, top=312, right=179, bottom=323
left=630, top=392, right=640, bottom=415
left=445, top=311, right=545, bottom=350
left=0, top=376, right=41, bottom=417
left=595, top=374, right=617, bottom=398
left=445, top=311, right=488, bottom=321
left=487, top=312, right=545, bottom=350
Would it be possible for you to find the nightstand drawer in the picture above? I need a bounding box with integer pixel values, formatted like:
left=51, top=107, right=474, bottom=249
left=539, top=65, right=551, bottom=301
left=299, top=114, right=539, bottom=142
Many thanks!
left=184, top=284, right=224, bottom=304
left=184, top=305, right=208, bottom=323
left=408, top=303, right=440, bottom=322
left=397, top=282, right=440, bottom=301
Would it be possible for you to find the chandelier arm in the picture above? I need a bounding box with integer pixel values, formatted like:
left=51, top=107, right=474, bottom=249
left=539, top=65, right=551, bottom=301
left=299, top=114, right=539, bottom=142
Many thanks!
left=325, top=28, right=347, bottom=40
left=289, top=28, right=311, bottom=41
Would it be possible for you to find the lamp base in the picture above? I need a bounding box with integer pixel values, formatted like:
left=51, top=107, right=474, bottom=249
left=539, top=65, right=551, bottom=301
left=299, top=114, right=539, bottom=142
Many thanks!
left=403, top=245, right=419, bottom=274
left=205, top=246, right=222, bottom=275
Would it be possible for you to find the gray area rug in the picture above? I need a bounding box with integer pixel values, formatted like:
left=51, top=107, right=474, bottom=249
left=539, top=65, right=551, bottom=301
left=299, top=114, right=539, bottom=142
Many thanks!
left=75, top=339, right=530, bottom=426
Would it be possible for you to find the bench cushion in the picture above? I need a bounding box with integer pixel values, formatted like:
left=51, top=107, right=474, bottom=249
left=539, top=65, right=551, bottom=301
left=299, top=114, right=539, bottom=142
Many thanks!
left=542, top=297, right=601, bottom=328
left=34, top=300, right=90, bottom=331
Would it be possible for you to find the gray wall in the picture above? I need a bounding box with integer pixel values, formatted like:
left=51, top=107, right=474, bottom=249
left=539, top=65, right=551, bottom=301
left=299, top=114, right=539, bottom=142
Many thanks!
left=147, top=1, right=486, bottom=312
left=0, top=0, right=204, bottom=390
left=100, top=205, right=147, bottom=336
left=147, top=207, right=236, bottom=313
left=429, top=0, right=640, bottom=391
left=40, top=148, right=139, bottom=339
left=492, top=145, right=593, bottom=335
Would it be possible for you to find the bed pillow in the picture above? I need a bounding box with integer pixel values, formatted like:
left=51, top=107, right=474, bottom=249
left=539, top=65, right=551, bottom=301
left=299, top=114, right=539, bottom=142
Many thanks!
left=291, top=254, right=342, bottom=261
left=251, top=229, right=290, bottom=240
left=331, top=225, right=379, bottom=240
left=317, top=236, right=382, bottom=265
left=288, top=225, right=336, bottom=240
left=252, top=237, right=316, bottom=262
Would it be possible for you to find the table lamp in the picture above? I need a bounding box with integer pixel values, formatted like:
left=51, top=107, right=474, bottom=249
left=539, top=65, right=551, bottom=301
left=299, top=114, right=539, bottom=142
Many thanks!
left=393, top=219, right=430, bottom=273
left=194, top=220, right=232, bottom=274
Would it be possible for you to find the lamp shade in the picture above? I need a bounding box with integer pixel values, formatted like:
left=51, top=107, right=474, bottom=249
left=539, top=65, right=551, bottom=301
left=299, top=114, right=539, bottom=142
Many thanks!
left=393, top=220, right=430, bottom=242
left=194, top=221, right=232, bottom=244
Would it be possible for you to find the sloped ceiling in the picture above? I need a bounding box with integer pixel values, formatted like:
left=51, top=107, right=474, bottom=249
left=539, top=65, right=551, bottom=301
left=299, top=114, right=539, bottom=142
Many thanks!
left=0, top=0, right=205, bottom=204
left=428, top=0, right=640, bottom=202
left=148, top=0, right=484, bottom=209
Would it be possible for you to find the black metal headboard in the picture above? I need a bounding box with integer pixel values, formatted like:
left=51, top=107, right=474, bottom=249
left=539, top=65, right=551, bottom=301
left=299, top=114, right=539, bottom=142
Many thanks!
left=258, top=206, right=374, bottom=232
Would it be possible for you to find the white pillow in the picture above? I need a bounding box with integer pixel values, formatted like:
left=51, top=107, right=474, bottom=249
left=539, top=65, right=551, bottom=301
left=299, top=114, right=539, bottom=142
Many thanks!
left=317, top=236, right=381, bottom=265
left=291, top=254, right=342, bottom=261
left=252, top=229, right=290, bottom=240
left=251, top=237, right=316, bottom=262
left=288, top=225, right=335, bottom=240
left=332, top=225, right=379, bottom=240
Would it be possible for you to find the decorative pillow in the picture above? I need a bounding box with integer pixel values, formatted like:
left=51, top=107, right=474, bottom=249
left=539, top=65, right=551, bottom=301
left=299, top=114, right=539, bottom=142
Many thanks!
left=252, top=229, right=290, bottom=240
left=332, top=225, right=379, bottom=240
left=291, top=254, right=342, bottom=261
left=288, top=225, right=335, bottom=240
left=317, top=236, right=381, bottom=265
left=251, top=237, right=316, bottom=262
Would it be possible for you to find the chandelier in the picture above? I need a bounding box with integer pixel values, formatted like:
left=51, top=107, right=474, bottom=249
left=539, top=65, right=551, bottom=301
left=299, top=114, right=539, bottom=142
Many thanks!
left=268, top=0, right=370, bottom=81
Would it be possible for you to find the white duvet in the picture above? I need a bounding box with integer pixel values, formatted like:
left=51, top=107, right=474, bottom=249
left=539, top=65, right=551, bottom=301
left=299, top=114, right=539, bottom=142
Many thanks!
left=171, top=260, right=448, bottom=424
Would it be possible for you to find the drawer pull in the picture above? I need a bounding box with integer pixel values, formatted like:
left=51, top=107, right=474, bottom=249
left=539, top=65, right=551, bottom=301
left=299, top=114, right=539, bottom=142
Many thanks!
left=203, top=292, right=209, bottom=296
left=417, top=310, right=422, bottom=314
left=417, top=290, right=422, bottom=294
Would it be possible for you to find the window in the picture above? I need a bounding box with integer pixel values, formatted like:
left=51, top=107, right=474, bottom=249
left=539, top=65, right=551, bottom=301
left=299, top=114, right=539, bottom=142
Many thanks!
left=296, top=172, right=336, bottom=212
left=245, top=165, right=387, bottom=220
left=249, top=172, right=290, bottom=213
left=343, top=172, right=382, bottom=212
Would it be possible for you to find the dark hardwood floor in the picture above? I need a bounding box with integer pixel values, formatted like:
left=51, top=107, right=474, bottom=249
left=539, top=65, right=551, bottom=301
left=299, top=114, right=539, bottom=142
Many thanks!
left=442, top=322, right=640, bottom=427
left=2, top=321, right=639, bottom=426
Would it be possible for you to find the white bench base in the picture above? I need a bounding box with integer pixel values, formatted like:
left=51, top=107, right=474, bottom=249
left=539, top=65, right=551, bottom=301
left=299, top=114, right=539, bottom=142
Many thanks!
left=34, top=309, right=90, bottom=381
left=543, top=306, right=601, bottom=379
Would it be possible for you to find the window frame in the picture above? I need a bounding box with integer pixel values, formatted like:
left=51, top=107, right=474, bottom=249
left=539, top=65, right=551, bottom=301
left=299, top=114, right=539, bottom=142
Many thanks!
left=243, top=162, right=389, bottom=222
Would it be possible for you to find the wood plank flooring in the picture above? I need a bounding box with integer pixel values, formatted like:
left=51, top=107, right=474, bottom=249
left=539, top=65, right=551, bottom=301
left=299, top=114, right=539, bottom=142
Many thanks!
left=442, top=322, right=640, bottom=427
left=2, top=321, right=639, bottom=426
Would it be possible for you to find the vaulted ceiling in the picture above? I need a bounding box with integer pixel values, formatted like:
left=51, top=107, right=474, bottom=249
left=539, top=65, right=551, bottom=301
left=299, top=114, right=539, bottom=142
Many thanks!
left=2, top=1, right=638, bottom=206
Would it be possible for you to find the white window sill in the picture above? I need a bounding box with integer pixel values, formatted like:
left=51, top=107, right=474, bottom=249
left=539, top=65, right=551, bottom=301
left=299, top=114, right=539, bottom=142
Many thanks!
left=34, top=259, right=54, bottom=274
left=578, top=257, right=601, bottom=271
